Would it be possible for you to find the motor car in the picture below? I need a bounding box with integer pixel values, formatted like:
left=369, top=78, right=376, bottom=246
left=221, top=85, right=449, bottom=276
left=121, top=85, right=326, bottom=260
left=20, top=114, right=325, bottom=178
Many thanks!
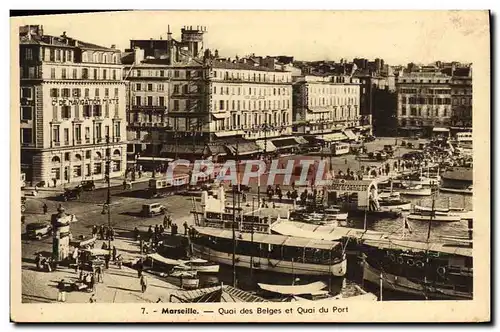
left=26, top=222, right=52, bottom=240
left=58, top=187, right=82, bottom=201
left=79, top=180, right=96, bottom=191
left=21, top=196, right=27, bottom=213
left=141, top=203, right=166, bottom=217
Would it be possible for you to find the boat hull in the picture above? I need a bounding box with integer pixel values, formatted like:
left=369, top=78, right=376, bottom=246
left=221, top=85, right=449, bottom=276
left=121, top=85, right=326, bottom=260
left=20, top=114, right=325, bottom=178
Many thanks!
left=399, top=188, right=432, bottom=196
left=174, top=265, right=220, bottom=273
left=439, top=187, right=473, bottom=195
left=378, top=202, right=412, bottom=212
left=362, top=260, right=472, bottom=300
left=192, top=244, right=347, bottom=277
left=407, top=214, right=462, bottom=223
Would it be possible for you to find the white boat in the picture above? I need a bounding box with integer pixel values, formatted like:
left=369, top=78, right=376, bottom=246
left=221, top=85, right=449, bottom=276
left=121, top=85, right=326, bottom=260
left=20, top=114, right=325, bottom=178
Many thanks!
left=169, top=270, right=200, bottom=290
left=191, top=226, right=348, bottom=277
left=174, top=258, right=220, bottom=273
left=407, top=211, right=462, bottom=223
left=398, top=184, right=432, bottom=196
left=439, top=186, right=473, bottom=195
left=414, top=205, right=466, bottom=214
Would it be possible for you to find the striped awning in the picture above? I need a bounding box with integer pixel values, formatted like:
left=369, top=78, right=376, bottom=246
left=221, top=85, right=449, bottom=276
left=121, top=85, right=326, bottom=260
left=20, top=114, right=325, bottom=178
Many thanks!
left=294, top=136, right=308, bottom=144
left=256, top=140, right=276, bottom=152
left=343, top=129, right=357, bottom=140
left=226, top=141, right=261, bottom=156
left=315, top=132, right=348, bottom=142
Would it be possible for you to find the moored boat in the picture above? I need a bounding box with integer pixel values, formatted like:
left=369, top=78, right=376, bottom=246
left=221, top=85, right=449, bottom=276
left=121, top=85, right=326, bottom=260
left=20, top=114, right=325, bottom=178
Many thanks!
left=191, top=226, right=348, bottom=277
left=406, top=211, right=462, bottom=223
left=174, top=258, right=220, bottom=273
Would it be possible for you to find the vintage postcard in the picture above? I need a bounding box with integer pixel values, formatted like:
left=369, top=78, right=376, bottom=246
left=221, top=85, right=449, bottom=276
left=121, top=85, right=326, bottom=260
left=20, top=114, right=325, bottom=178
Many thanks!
left=10, top=10, right=490, bottom=323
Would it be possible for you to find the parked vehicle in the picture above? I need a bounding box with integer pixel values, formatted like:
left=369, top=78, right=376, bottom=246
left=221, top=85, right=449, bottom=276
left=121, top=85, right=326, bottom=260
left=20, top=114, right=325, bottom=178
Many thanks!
left=26, top=222, right=52, bottom=240
left=21, top=196, right=27, bottom=213
left=59, top=187, right=82, bottom=201
left=141, top=203, right=166, bottom=217
left=78, top=180, right=96, bottom=191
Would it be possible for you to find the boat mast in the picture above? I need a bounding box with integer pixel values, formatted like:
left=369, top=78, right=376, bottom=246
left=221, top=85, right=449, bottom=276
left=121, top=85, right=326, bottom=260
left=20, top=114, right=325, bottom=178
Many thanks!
left=231, top=142, right=239, bottom=287
left=250, top=196, right=255, bottom=284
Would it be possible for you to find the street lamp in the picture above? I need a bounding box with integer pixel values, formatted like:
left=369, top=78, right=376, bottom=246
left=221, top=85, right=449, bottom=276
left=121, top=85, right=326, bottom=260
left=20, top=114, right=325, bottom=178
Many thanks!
left=105, top=135, right=112, bottom=254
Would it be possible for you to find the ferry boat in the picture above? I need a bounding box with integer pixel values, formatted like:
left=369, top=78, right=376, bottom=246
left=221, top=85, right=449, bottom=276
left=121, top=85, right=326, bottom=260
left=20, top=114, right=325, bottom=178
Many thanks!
left=361, top=238, right=472, bottom=300
left=190, top=226, right=348, bottom=277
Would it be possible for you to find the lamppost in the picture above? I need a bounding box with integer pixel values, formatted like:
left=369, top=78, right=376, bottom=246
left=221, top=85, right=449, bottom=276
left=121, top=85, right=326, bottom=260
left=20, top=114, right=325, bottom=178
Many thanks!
left=105, top=135, right=112, bottom=253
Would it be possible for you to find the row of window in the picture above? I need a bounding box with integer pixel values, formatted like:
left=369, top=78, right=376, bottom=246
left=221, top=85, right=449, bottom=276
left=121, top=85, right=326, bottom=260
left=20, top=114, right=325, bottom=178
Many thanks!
left=212, top=70, right=291, bottom=83
left=400, top=108, right=450, bottom=117
left=134, top=96, right=166, bottom=107
left=49, top=67, right=119, bottom=80
left=213, top=85, right=290, bottom=97
left=398, top=78, right=450, bottom=84
left=134, top=83, right=166, bottom=92
left=309, top=97, right=358, bottom=107
left=50, top=122, right=121, bottom=145
left=400, top=119, right=450, bottom=127
left=401, top=97, right=452, bottom=105
left=452, top=98, right=472, bottom=106
left=306, top=109, right=356, bottom=121
left=212, top=112, right=291, bottom=131
left=308, top=86, right=358, bottom=95
left=50, top=161, right=121, bottom=181
left=216, top=99, right=291, bottom=112
left=452, top=89, right=473, bottom=95
left=399, top=88, right=451, bottom=94
left=52, top=104, right=120, bottom=120
left=50, top=87, right=119, bottom=98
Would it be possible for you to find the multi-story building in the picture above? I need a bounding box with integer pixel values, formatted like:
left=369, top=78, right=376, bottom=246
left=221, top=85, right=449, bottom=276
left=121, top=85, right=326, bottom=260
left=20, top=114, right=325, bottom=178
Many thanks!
left=395, top=71, right=452, bottom=137
left=449, top=66, right=473, bottom=130
left=292, top=74, right=361, bottom=142
left=124, top=26, right=294, bottom=160
left=19, top=25, right=127, bottom=187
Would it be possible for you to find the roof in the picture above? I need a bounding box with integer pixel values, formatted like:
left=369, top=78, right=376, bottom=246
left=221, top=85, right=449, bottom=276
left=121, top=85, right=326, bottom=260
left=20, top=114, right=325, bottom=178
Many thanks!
left=20, top=33, right=118, bottom=52
left=258, top=281, right=328, bottom=295
left=362, top=239, right=472, bottom=257
left=172, top=285, right=268, bottom=303
left=441, top=167, right=473, bottom=181
left=211, top=60, right=285, bottom=72
left=193, top=226, right=341, bottom=250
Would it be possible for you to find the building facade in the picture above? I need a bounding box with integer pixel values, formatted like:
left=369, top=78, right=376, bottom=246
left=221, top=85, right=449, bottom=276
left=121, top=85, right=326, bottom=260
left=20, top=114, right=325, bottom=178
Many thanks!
left=292, top=74, right=361, bottom=139
left=124, top=26, right=294, bottom=159
left=450, top=66, right=472, bottom=130
left=20, top=25, right=127, bottom=187
left=395, top=71, right=452, bottom=137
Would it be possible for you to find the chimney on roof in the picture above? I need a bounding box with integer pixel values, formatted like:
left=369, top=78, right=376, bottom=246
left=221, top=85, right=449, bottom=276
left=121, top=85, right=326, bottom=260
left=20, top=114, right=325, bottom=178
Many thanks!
left=62, top=31, right=67, bottom=38
left=167, top=25, right=172, bottom=41
left=111, top=44, right=116, bottom=49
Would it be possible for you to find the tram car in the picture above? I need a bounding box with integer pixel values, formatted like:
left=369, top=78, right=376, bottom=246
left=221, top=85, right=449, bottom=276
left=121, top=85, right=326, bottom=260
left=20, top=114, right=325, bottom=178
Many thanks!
left=148, top=173, right=215, bottom=198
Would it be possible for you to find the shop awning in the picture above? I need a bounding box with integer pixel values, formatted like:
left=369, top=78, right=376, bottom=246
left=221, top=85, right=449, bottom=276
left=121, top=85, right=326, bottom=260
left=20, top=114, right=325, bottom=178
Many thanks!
left=433, top=127, right=450, bottom=132
left=160, top=144, right=205, bottom=155
left=212, top=113, right=229, bottom=119
left=271, top=137, right=300, bottom=149
left=226, top=141, right=261, bottom=156
left=315, top=132, right=348, bottom=142
left=343, top=129, right=358, bottom=141
left=214, top=130, right=244, bottom=138
left=256, top=140, right=277, bottom=152
left=294, top=136, right=308, bottom=145
left=206, top=144, right=228, bottom=156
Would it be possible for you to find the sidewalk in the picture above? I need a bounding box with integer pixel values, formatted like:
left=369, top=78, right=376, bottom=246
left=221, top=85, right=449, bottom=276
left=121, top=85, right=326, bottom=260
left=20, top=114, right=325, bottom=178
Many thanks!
left=22, top=234, right=180, bottom=304
left=22, top=172, right=156, bottom=198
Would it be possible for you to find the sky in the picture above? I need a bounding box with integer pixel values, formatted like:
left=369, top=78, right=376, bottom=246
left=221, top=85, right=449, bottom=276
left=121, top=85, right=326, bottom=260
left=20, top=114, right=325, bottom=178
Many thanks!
left=11, top=10, right=489, bottom=66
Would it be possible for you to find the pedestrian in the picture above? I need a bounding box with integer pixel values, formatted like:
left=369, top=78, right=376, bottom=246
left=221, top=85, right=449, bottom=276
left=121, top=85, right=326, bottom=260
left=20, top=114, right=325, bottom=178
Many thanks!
left=92, top=225, right=97, bottom=237
left=116, top=254, right=123, bottom=269
left=112, top=246, right=117, bottom=261
left=140, top=275, right=147, bottom=293
left=101, top=242, right=108, bottom=250
left=99, top=225, right=104, bottom=240
left=89, top=273, right=95, bottom=291
left=89, top=294, right=96, bottom=303
left=110, top=227, right=115, bottom=241
left=163, top=215, right=169, bottom=229
left=123, top=179, right=127, bottom=190
left=35, top=253, right=42, bottom=270
left=159, top=224, right=164, bottom=234
left=42, top=203, right=48, bottom=215
left=57, top=279, right=66, bottom=302
left=137, top=260, right=143, bottom=278
left=133, top=227, right=140, bottom=241
left=154, top=224, right=159, bottom=235
left=183, top=221, right=188, bottom=236
left=53, top=178, right=57, bottom=188
left=105, top=255, right=110, bottom=269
